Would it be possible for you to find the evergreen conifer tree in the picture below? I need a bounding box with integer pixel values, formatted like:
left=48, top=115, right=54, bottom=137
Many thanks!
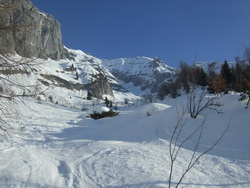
left=87, top=91, right=92, bottom=100
left=220, top=60, right=233, bottom=88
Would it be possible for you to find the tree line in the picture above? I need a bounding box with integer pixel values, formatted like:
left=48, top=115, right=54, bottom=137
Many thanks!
left=158, top=59, right=250, bottom=108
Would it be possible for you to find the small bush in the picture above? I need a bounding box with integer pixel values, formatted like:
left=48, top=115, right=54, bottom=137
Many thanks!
left=90, top=109, right=119, bottom=120
left=87, top=91, right=93, bottom=100
left=147, top=111, right=152, bottom=116
left=82, top=106, right=87, bottom=111
left=48, top=95, right=53, bottom=103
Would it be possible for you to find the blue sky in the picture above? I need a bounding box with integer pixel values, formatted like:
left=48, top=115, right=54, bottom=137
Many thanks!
left=30, top=0, right=250, bottom=67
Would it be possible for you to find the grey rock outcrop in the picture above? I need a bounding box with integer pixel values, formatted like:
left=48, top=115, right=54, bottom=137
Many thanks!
left=0, top=0, right=66, bottom=60
left=85, top=73, right=114, bottom=99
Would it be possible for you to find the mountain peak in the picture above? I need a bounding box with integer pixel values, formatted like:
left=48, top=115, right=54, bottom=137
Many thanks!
left=102, top=56, right=175, bottom=95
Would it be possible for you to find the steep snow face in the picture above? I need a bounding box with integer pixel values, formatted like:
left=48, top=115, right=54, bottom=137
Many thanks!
left=102, top=57, right=175, bottom=95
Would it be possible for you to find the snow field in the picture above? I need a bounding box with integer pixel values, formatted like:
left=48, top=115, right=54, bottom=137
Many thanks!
left=0, top=92, right=249, bottom=187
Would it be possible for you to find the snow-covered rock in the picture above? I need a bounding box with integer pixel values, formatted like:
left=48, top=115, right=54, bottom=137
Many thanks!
left=88, top=106, right=110, bottom=115
left=138, top=103, right=171, bottom=116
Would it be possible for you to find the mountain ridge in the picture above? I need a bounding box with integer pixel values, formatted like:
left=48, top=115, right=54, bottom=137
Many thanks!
left=102, top=56, right=175, bottom=94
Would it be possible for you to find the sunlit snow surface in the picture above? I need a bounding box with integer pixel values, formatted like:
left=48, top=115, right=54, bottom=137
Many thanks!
left=0, top=92, right=249, bottom=188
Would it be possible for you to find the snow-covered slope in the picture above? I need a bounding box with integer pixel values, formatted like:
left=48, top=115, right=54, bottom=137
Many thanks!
left=3, top=50, right=176, bottom=108
left=102, top=57, right=175, bottom=95
left=5, top=50, right=120, bottom=107
left=2, top=57, right=108, bottom=114
left=64, top=48, right=118, bottom=86
left=0, top=92, right=249, bottom=188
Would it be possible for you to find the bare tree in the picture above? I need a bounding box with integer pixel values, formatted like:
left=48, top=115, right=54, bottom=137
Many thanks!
left=0, top=54, right=44, bottom=137
left=244, top=46, right=250, bottom=61
left=187, top=88, right=222, bottom=119
left=207, top=62, right=217, bottom=82
left=0, top=0, right=43, bottom=137
left=168, top=107, right=230, bottom=188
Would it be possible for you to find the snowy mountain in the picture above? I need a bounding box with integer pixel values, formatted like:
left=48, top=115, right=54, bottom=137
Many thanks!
left=0, top=0, right=176, bottom=100
left=41, top=49, right=177, bottom=99
left=103, top=57, right=175, bottom=95
left=34, top=48, right=176, bottom=102
left=1, top=48, right=175, bottom=109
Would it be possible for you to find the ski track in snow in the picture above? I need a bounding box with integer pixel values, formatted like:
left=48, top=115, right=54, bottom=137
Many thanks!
left=0, top=95, right=250, bottom=188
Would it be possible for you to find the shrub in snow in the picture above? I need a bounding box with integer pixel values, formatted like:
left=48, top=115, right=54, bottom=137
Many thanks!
left=239, top=93, right=250, bottom=109
left=90, top=109, right=119, bottom=120
left=87, top=91, right=92, bottom=100
left=124, top=98, right=128, bottom=105
left=105, top=97, right=109, bottom=107
left=48, top=95, right=53, bottom=103
left=37, top=96, right=41, bottom=101
left=81, top=106, right=87, bottom=111
left=88, top=106, right=119, bottom=120
left=104, top=97, right=113, bottom=107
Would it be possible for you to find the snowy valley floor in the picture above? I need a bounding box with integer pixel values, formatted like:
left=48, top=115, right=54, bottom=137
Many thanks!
left=0, top=93, right=250, bottom=188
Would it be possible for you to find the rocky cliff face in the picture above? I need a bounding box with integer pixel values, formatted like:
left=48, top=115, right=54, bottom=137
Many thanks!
left=0, top=0, right=66, bottom=60
left=85, top=73, right=114, bottom=99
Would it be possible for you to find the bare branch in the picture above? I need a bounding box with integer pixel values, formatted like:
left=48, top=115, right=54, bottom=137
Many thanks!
left=187, top=88, right=222, bottom=118
left=168, top=102, right=231, bottom=188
